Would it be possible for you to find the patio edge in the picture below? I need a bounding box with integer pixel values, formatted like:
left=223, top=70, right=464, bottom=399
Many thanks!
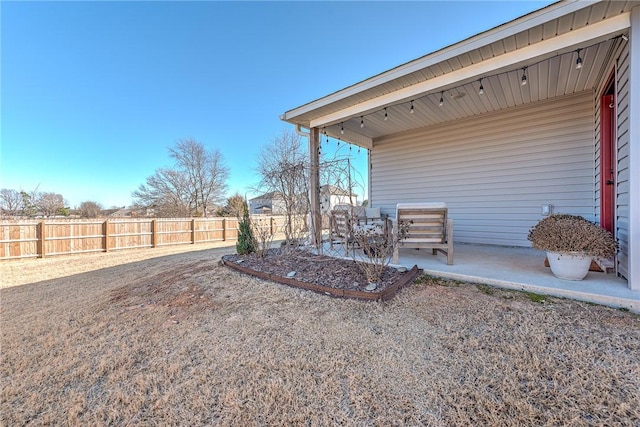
left=421, top=269, right=640, bottom=314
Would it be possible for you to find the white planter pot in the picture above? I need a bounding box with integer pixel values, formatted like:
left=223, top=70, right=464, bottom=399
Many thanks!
left=546, top=251, right=592, bottom=281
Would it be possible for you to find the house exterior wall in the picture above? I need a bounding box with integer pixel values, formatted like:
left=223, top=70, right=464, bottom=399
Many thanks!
left=371, top=91, right=594, bottom=247
left=629, top=5, right=640, bottom=289
left=593, top=38, right=630, bottom=280
left=615, top=39, right=631, bottom=280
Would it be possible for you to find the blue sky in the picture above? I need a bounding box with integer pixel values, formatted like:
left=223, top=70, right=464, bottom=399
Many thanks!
left=1, top=1, right=554, bottom=208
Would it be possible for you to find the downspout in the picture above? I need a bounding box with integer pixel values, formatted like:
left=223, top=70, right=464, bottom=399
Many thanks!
left=295, top=124, right=309, bottom=139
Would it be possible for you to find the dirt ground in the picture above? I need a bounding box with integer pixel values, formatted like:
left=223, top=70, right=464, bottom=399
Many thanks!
left=1, top=244, right=639, bottom=426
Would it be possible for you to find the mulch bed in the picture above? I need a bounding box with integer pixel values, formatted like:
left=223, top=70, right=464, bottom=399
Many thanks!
left=221, top=248, right=421, bottom=301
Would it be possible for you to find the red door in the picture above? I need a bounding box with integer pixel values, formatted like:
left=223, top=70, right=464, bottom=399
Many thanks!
left=600, top=94, right=615, bottom=233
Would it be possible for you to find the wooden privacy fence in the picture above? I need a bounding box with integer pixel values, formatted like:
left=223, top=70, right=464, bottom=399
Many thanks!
left=0, top=216, right=289, bottom=260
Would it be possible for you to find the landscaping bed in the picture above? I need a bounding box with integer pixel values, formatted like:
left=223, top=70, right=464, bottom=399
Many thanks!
left=221, top=248, right=421, bottom=300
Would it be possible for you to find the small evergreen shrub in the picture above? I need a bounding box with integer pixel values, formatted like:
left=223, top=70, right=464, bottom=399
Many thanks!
left=236, top=201, right=256, bottom=255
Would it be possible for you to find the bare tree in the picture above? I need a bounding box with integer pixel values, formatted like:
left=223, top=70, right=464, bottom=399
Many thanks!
left=256, top=129, right=309, bottom=244
left=78, top=201, right=103, bottom=218
left=37, top=192, right=67, bottom=217
left=169, top=138, right=229, bottom=217
left=132, top=168, right=192, bottom=217
left=132, top=139, right=229, bottom=217
left=0, top=189, right=23, bottom=217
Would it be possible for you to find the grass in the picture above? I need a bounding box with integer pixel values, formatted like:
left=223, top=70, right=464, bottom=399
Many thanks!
left=524, top=291, right=547, bottom=304
left=1, top=247, right=639, bottom=426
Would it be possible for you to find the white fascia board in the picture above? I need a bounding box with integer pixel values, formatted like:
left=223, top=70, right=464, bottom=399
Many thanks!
left=310, top=13, right=630, bottom=129
left=286, top=0, right=598, bottom=121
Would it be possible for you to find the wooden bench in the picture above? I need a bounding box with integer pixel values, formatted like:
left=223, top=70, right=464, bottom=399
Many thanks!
left=393, top=202, right=454, bottom=265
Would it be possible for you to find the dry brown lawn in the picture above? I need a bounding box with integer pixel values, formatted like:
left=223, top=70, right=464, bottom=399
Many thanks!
left=1, top=245, right=639, bottom=426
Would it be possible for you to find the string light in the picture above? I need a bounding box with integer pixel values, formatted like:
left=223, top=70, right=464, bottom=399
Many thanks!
left=575, top=49, right=583, bottom=69
left=328, top=36, right=616, bottom=137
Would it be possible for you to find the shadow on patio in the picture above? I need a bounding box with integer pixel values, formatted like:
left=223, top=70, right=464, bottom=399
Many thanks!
left=323, top=241, right=639, bottom=313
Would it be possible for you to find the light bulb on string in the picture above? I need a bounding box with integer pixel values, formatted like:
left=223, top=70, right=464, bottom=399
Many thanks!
left=575, top=49, right=583, bottom=69
left=410, top=100, right=414, bottom=114
left=439, top=92, right=444, bottom=107
left=521, top=67, right=528, bottom=86
left=360, top=116, right=364, bottom=128
left=340, top=122, right=344, bottom=135
left=384, top=107, right=388, bottom=121
left=478, top=79, right=484, bottom=95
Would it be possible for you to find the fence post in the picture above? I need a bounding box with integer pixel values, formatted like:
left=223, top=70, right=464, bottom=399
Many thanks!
left=37, top=220, right=46, bottom=258
left=191, top=218, right=196, bottom=244
left=270, top=216, right=274, bottom=235
left=151, top=219, right=157, bottom=248
left=103, top=219, right=110, bottom=252
left=221, top=218, right=226, bottom=241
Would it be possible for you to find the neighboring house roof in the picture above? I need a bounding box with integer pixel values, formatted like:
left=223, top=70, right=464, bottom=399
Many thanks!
left=249, top=191, right=284, bottom=201
left=320, top=185, right=357, bottom=197
left=280, top=0, right=637, bottom=149
left=110, top=208, right=132, bottom=217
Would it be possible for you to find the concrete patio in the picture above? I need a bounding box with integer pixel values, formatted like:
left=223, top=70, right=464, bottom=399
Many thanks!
left=324, top=241, right=639, bottom=313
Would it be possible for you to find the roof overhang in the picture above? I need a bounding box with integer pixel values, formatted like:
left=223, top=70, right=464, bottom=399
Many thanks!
left=281, top=0, right=637, bottom=148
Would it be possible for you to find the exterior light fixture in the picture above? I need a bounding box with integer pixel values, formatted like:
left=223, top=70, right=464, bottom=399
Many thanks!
left=360, top=116, right=364, bottom=128
left=410, top=100, right=414, bottom=114
left=384, top=107, right=388, bottom=121
left=340, top=122, right=344, bottom=135
left=439, top=92, right=444, bottom=106
left=521, top=68, right=528, bottom=86
left=478, top=79, right=484, bottom=95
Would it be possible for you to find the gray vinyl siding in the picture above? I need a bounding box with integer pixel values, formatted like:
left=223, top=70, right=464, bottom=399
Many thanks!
left=616, top=41, right=631, bottom=280
left=371, top=91, right=594, bottom=247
